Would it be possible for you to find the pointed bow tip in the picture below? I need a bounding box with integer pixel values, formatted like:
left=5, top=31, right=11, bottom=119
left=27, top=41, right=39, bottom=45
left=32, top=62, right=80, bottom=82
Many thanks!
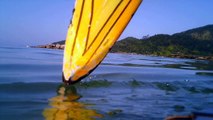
left=62, top=72, right=80, bottom=85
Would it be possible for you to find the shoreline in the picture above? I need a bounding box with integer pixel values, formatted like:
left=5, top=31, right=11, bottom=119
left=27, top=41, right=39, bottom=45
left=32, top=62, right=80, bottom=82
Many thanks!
left=31, top=44, right=213, bottom=61
left=111, top=52, right=213, bottom=61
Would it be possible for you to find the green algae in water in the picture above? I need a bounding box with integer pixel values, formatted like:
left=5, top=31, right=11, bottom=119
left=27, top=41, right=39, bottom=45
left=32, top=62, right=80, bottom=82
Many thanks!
left=155, top=82, right=179, bottom=92
left=184, top=87, right=213, bottom=94
left=108, top=109, right=123, bottom=116
left=173, top=105, right=185, bottom=112
left=77, top=80, right=112, bottom=88
left=201, top=88, right=213, bottom=94
left=129, top=79, right=143, bottom=87
left=184, top=87, right=200, bottom=93
left=196, top=72, right=213, bottom=76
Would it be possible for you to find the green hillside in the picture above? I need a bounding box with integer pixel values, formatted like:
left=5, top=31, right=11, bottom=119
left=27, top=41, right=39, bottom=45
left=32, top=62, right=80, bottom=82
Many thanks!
left=111, top=25, right=213, bottom=58
left=51, top=25, right=213, bottom=60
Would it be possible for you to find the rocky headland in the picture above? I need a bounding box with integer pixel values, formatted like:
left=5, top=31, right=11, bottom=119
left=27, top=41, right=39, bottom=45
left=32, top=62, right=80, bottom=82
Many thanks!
left=32, top=44, right=65, bottom=49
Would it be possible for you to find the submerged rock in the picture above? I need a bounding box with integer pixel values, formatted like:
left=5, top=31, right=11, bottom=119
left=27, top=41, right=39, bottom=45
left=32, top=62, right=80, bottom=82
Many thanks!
left=155, top=82, right=179, bottom=92
left=108, top=109, right=123, bottom=116
left=173, top=105, right=185, bottom=112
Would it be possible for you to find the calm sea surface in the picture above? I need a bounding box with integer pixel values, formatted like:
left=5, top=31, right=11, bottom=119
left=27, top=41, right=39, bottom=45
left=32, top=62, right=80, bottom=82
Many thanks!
left=0, top=46, right=213, bottom=120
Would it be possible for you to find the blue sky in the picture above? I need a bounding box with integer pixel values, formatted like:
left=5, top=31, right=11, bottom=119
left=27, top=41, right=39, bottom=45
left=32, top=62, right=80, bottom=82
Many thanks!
left=0, top=0, right=213, bottom=46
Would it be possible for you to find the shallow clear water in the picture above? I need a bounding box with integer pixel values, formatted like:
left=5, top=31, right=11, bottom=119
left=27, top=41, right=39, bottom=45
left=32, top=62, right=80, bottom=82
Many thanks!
left=0, top=46, right=213, bottom=120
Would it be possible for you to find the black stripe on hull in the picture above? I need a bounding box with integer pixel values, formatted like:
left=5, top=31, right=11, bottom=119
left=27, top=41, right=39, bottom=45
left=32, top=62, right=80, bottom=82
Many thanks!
left=85, top=0, right=123, bottom=52
left=83, top=0, right=94, bottom=54
left=70, top=0, right=85, bottom=56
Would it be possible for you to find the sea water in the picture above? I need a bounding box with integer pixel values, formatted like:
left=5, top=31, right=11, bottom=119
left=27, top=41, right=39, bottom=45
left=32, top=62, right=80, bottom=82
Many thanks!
left=0, top=46, right=213, bottom=120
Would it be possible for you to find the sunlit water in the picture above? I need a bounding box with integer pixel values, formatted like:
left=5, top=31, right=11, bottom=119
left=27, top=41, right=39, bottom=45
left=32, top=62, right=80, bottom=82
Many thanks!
left=0, top=46, right=213, bottom=120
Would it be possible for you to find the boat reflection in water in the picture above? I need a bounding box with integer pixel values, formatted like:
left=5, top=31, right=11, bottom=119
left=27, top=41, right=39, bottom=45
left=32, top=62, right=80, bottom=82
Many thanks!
left=43, top=84, right=103, bottom=120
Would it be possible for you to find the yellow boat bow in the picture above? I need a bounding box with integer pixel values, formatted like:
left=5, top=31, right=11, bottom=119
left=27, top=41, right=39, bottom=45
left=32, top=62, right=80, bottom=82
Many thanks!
left=63, top=0, right=142, bottom=84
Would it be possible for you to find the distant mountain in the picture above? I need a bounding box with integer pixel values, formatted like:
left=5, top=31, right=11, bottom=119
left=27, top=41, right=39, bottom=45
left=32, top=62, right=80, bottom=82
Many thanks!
left=111, top=25, right=213, bottom=59
left=175, top=25, right=213, bottom=41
